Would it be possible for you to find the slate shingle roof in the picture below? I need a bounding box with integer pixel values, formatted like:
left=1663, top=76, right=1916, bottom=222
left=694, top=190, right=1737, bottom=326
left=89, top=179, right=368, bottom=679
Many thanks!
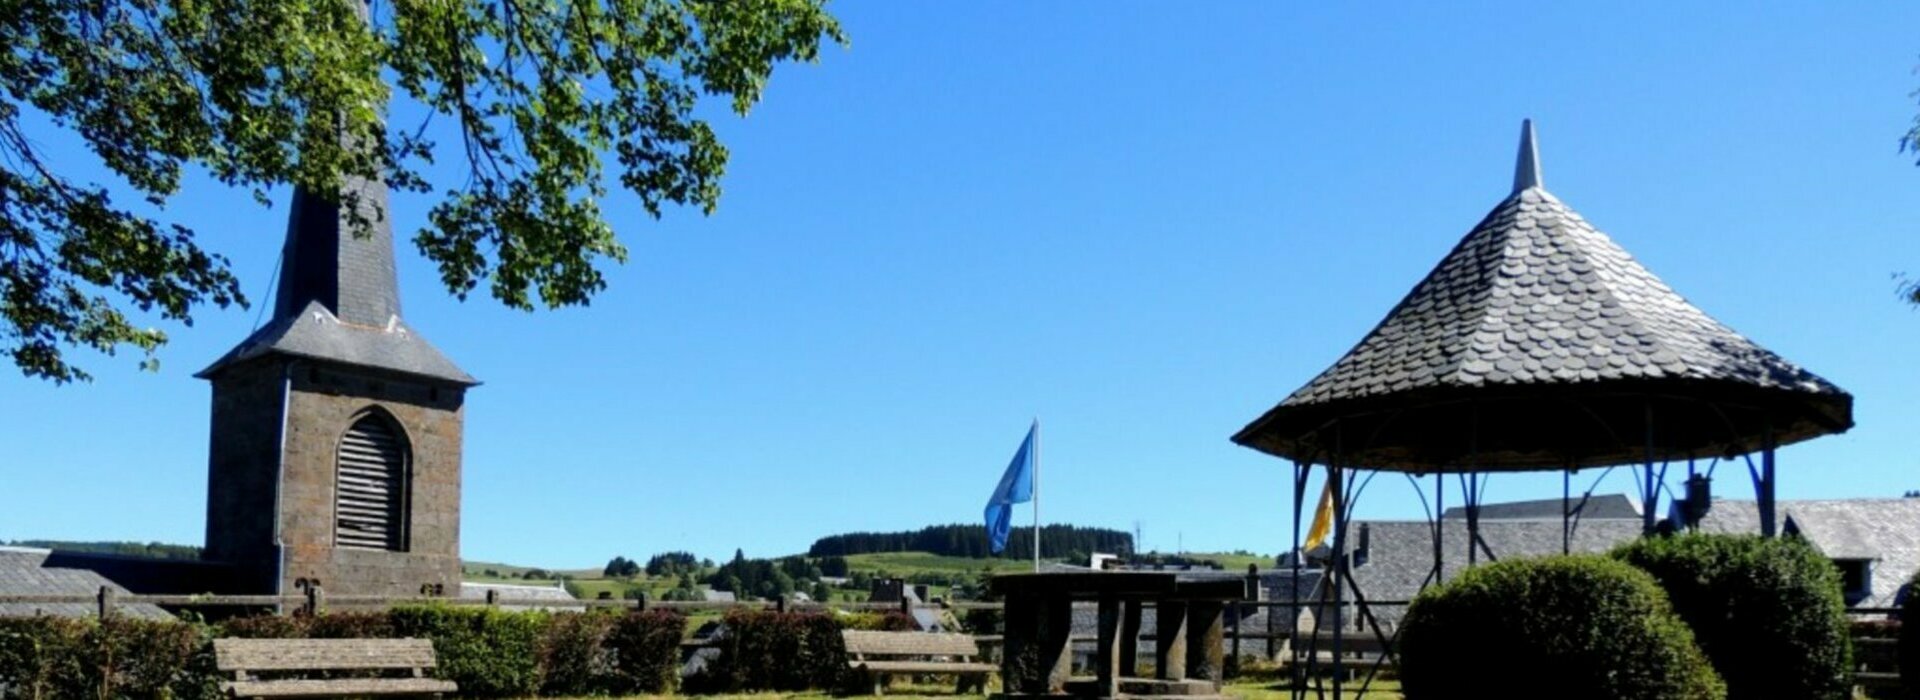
left=1440, top=494, right=1640, bottom=521
left=198, top=179, right=476, bottom=385
left=0, top=547, right=172, bottom=619
left=459, top=582, right=583, bottom=612
left=1235, top=121, right=1849, bottom=470
left=1340, top=518, right=1646, bottom=629
left=1697, top=498, right=1920, bottom=608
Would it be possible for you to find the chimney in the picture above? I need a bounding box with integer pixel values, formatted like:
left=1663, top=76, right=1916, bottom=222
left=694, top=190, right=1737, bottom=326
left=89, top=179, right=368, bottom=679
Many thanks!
left=1354, top=523, right=1371, bottom=567
left=1682, top=475, right=1713, bottom=528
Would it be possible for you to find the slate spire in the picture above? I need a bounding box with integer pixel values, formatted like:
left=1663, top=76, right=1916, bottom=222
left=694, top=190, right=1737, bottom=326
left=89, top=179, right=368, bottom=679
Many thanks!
left=1512, top=118, right=1542, bottom=194
left=198, top=176, right=475, bottom=386
left=273, top=178, right=402, bottom=328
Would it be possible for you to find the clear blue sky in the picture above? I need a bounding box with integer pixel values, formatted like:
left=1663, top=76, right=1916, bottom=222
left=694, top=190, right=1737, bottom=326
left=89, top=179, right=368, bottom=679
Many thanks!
left=5, top=3, right=1920, bottom=569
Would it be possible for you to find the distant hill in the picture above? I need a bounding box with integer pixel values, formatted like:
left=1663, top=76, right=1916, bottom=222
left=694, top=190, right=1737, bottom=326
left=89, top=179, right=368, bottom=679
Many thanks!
left=3, top=540, right=202, bottom=560
left=808, top=523, right=1132, bottom=561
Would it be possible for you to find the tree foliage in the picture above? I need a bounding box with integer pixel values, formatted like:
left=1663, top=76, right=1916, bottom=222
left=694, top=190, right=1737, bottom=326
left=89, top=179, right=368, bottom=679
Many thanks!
left=2, top=0, right=843, bottom=382
left=807, top=523, right=1135, bottom=561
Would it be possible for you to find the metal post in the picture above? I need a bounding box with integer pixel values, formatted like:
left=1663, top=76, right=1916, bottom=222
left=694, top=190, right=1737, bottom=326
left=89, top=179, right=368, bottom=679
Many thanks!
left=1760, top=420, right=1778, bottom=538
left=1288, top=460, right=1307, bottom=700
left=1330, top=426, right=1346, bottom=700
left=97, top=585, right=114, bottom=620
left=1643, top=401, right=1658, bottom=536
left=306, top=584, right=323, bottom=616
left=1562, top=467, right=1572, bottom=555
left=1433, top=472, right=1444, bottom=585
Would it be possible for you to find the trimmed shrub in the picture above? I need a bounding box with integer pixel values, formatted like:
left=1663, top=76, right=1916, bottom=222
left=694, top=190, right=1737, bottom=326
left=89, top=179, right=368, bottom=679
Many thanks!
left=389, top=605, right=544, bottom=698
left=218, top=611, right=391, bottom=640
left=537, top=611, right=619, bottom=696
left=839, top=610, right=917, bottom=632
left=0, top=616, right=216, bottom=700
left=1613, top=534, right=1852, bottom=700
left=604, top=610, right=686, bottom=695
left=1399, top=555, right=1724, bottom=700
left=0, top=616, right=90, bottom=700
left=689, top=610, right=847, bottom=693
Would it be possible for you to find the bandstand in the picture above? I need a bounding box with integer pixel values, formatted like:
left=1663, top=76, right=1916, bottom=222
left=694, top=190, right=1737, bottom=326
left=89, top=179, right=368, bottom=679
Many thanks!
left=1232, top=121, right=1853, bottom=698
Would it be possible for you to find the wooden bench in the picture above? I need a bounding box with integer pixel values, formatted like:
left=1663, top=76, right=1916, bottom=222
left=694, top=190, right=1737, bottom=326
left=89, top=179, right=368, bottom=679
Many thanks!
left=1853, top=636, right=1901, bottom=691
left=842, top=630, right=996, bottom=695
left=214, top=638, right=459, bottom=699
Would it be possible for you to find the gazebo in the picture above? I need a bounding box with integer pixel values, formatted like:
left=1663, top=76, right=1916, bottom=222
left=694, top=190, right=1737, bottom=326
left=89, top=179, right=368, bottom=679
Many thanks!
left=1231, top=121, right=1852, bottom=697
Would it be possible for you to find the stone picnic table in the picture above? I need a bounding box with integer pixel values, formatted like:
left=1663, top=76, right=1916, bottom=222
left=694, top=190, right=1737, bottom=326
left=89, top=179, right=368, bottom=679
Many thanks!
left=988, top=570, right=1250, bottom=699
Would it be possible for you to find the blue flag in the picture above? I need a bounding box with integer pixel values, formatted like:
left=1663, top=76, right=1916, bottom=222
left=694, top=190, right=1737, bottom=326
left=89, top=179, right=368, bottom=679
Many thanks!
left=984, top=423, right=1036, bottom=554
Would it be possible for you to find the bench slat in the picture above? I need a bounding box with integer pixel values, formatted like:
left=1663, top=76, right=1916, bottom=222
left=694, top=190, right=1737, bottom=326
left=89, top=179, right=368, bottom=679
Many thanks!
left=854, top=661, right=997, bottom=674
left=222, top=678, right=457, bottom=698
left=215, top=639, right=438, bottom=672
left=842, top=631, right=981, bottom=657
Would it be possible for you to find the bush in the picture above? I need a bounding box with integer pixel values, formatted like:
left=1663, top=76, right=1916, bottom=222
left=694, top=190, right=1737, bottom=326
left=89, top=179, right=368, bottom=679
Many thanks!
left=604, top=610, right=686, bottom=695
left=838, top=611, right=916, bottom=631
left=689, top=610, right=846, bottom=693
left=1399, top=555, right=1724, bottom=700
left=389, top=605, right=544, bottom=698
left=1613, top=534, right=1852, bottom=700
left=0, top=615, right=216, bottom=700
left=537, top=611, right=619, bottom=696
left=0, top=606, right=689, bottom=700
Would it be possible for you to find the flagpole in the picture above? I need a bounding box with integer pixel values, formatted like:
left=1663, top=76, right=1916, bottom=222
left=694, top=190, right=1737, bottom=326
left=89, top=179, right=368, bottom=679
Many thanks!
left=1032, top=418, right=1041, bottom=573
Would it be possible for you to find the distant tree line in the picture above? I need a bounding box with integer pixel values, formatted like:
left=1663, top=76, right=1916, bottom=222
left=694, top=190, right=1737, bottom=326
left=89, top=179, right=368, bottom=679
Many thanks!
left=645, top=551, right=702, bottom=577
left=4, top=540, right=202, bottom=560
left=807, top=523, right=1133, bottom=561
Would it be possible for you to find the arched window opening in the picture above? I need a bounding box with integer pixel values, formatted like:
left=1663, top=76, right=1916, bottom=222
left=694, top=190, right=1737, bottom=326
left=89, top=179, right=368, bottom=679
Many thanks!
left=335, top=411, right=409, bottom=551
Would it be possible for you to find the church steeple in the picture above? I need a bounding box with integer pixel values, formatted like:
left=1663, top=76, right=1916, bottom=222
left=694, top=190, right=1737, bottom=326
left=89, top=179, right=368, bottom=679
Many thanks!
left=197, top=178, right=474, bottom=386
left=273, top=179, right=402, bottom=327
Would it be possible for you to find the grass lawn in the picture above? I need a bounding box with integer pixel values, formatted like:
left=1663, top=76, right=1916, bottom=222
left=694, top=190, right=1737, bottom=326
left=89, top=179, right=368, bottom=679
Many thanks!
left=548, top=674, right=1404, bottom=699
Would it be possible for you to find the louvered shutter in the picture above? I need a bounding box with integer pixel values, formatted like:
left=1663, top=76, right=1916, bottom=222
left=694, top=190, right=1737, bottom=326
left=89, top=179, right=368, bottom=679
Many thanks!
left=335, top=416, right=406, bottom=550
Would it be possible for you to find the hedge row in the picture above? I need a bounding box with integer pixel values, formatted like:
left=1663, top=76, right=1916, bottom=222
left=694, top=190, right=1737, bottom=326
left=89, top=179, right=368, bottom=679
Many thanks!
left=0, top=606, right=685, bottom=700
left=1401, top=534, right=1862, bottom=700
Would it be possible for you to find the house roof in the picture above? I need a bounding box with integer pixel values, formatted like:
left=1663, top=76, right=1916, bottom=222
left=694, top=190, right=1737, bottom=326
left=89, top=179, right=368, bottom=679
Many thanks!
left=1234, top=121, right=1849, bottom=471
left=0, top=547, right=172, bottom=619
left=198, top=179, right=475, bottom=385
left=1440, top=494, right=1640, bottom=521
left=460, top=582, right=582, bottom=612
left=1343, top=518, right=1646, bottom=628
left=1696, top=498, right=1920, bottom=608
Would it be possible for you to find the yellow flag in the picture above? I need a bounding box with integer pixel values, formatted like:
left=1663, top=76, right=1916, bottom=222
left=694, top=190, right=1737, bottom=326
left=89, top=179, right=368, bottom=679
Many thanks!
left=1304, top=474, right=1337, bottom=550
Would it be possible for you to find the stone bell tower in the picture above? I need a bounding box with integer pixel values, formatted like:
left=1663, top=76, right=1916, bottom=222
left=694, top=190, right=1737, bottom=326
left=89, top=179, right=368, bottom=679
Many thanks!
left=197, top=176, right=477, bottom=598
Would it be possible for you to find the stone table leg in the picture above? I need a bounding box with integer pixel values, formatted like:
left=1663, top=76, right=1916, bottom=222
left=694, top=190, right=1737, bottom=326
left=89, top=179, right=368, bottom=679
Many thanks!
left=1096, top=596, right=1121, bottom=698
left=1155, top=599, right=1188, bottom=680
left=1186, top=600, right=1226, bottom=686
left=1119, top=600, right=1143, bottom=678
left=1003, top=593, right=1039, bottom=694
left=1037, top=594, right=1074, bottom=694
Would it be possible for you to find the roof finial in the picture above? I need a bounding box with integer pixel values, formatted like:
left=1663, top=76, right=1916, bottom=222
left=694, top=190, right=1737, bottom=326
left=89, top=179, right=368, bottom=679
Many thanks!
left=1513, top=119, right=1542, bottom=194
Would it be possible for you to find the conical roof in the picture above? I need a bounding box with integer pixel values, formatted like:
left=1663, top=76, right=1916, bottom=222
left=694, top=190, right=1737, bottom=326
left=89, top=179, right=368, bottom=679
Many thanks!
left=1233, top=121, right=1849, bottom=471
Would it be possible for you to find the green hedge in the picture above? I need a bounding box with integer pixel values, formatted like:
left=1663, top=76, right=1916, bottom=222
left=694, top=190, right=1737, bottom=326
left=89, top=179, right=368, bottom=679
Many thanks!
left=1613, top=534, right=1852, bottom=700
left=0, top=606, right=687, bottom=700
left=687, top=610, right=848, bottom=693
left=1399, top=555, right=1725, bottom=700
left=0, top=616, right=215, bottom=700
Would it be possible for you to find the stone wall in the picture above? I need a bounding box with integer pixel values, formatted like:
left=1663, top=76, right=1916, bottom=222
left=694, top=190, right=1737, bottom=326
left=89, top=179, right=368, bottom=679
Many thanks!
left=204, top=356, right=467, bottom=598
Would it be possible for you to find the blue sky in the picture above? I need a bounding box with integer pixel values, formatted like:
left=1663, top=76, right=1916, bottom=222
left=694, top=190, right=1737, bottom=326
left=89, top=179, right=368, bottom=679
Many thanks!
left=6, top=3, right=1920, bottom=569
